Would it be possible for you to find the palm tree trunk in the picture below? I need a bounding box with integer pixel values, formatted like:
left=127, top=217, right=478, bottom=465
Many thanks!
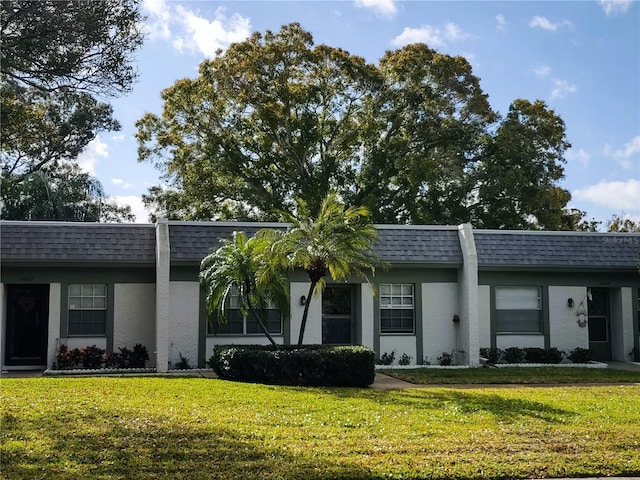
left=246, top=299, right=279, bottom=349
left=297, top=280, right=317, bottom=347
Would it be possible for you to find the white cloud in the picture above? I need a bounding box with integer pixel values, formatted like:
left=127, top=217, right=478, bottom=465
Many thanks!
left=495, top=14, right=507, bottom=31
left=354, top=0, right=398, bottom=18
left=111, top=133, right=126, bottom=142
left=173, top=6, right=251, bottom=58
left=112, top=178, right=134, bottom=190
left=572, top=179, right=640, bottom=211
left=529, top=16, right=572, bottom=31
left=565, top=148, right=591, bottom=167
left=550, top=78, right=577, bottom=99
left=598, top=0, right=633, bottom=16
left=391, top=22, right=470, bottom=48
left=143, top=2, right=251, bottom=58
left=143, top=0, right=172, bottom=40
left=606, top=135, right=640, bottom=159
left=77, top=135, right=108, bottom=175
left=109, top=195, right=151, bottom=223
left=533, top=65, right=551, bottom=78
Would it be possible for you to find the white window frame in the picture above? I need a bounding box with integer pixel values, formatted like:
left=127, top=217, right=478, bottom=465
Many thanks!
left=495, top=286, right=543, bottom=334
left=68, top=284, right=107, bottom=336
left=379, top=283, right=415, bottom=334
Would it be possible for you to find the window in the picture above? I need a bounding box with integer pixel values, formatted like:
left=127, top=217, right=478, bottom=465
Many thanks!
left=380, top=284, right=414, bottom=333
left=495, top=286, right=542, bottom=333
left=208, top=291, right=282, bottom=335
left=68, top=284, right=107, bottom=335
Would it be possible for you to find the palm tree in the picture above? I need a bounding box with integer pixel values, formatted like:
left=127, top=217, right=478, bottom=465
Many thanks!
left=200, top=231, right=289, bottom=348
left=260, top=193, right=381, bottom=347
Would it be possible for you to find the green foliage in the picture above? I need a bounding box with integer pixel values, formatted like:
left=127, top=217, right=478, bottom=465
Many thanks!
left=260, top=192, right=381, bottom=346
left=137, top=23, right=576, bottom=230
left=437, top=352, right=453, bottom=366
left=607, top=214, right=640, bottom=232
left=398, top=353, right=412, bottom=366
left=377, top=351, right=396, bottom=365
left=503, top=347, right=525, bottom=364
left=1, top=165, right=134, bottom=221
left=2, top=377, right=639, bottom=479
left=1, top=0, right=144, bottom=97
left=174, top=353, right=192, bottom=370
left=1, top=0, right=144, bottom=221
left=200, top=231, right=289, bottom=347
left=568, top=347, right=592, bottom=364
left=210, top=344, right=375, bottom=387
left=479, top=347, right=502, bottom=364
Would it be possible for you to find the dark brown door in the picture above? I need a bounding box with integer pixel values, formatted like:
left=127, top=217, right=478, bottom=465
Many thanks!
left=5, top=284, right=50, bottom=366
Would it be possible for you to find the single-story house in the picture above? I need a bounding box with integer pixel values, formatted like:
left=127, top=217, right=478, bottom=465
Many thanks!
left=1, top=220, right=639, bottom=371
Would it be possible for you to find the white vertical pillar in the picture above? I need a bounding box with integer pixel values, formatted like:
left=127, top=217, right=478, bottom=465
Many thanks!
left=457, top=224, right=480, bottom=366
left=155, top=219, right=171, bottom=372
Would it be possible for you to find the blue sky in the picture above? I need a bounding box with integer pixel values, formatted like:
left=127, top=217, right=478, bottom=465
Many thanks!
left=80, top=0, right=640, bottom=227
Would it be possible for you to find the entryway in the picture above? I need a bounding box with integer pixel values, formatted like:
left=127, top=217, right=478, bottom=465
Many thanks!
left=588, top=287, right=611, bottom=361
left=322, top=285, right=354, bottom=344
left=4, top=284, right=50, bottom=367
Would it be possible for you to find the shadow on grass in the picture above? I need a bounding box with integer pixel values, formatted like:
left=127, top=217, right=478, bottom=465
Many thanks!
left=326, top=387, right=575, bottom=424
left=2, top=421, right=378, bottom=480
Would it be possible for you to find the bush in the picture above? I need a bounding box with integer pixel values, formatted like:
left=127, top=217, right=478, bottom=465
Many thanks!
left=524, top=348, right=546, bottom=364
left=545, top=347, right=564, bottom=364
left=568, top=347, right=591, bottom=364
left=503, top=347, right=524, bottom=364
left=479, top=347, right=501, bottom=364
left=54, top=343, right=149, bottom=370
left=377, top=351, right=395, bottom=365
left=398, top=353, right=412, bottom=366
left=437, top=352, right=453, bottom=366
left=209, top=344, right=375, bottom=387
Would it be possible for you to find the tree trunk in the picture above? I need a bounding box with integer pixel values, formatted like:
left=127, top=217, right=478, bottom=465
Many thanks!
left=246, top=299, right=279, bottom=349
left=297, top=280, right=317, bottom=347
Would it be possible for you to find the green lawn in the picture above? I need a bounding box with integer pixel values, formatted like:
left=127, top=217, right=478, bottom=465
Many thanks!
left=382, top=366, right=640, bottom=385
left=1, top=377, right=639, bottom=479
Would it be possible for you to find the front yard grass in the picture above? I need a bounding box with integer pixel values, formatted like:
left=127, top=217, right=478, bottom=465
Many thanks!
left=1, top=377, right=639, bottom=479
left=383, top=366, right=640, bottom=385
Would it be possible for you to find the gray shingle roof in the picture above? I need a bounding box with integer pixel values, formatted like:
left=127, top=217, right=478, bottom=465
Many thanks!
left=168, top=222, right=462, bottom=265
left=0, top=221, right=156, bottom=264
left=374, top=226, right=462, bottom=264
left=475, top=230, right=640, bottom=269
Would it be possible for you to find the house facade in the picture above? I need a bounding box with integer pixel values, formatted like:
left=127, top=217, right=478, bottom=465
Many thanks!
left=1, top=220, right=639, bottom=371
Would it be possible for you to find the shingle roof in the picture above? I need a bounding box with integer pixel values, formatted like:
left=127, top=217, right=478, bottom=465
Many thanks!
left=168, top=222, right=283, bottom=263
left=374, top=226, right=462, bottom=264
left=168, top=222, right=463, bottom=265
left=475, top=230, right=640, bottom=269
left=0, top=221, right=156, bottom=264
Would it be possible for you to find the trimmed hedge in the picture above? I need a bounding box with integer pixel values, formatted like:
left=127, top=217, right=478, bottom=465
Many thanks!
left=209, top=344, right=375, bottom=387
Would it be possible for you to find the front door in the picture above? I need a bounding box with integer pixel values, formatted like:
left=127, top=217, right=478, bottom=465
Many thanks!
left=4, top=284, right=50, bottom=367
left=322, top=285, right=353, bottom=344
left=588, top=287, right=611, bottom=361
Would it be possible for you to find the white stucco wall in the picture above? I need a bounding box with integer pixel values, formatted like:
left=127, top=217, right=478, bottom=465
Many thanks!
left=114, top=284, right=156, bottom=366
left=46, top=283, right=61, bottom=368
left=496, top=334, right=544, bottom=350
left=613, top=287, right=634, bottom=361
left=478, top=285, right=491, bottom=349
left=66, top=337, right=108, bottom=350
left=548, top=286, right=588, bottom=352
left=422, top=283, right=458, bottom=364
left=361, top=283, right=374, bottom=350
left=290, top=282, right=322, bottom=344
left=168, top=281, right=200, bottom=369
left=379, top=335, right=417, bottom=364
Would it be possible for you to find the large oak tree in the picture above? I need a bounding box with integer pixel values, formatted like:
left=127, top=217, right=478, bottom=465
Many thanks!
left=137, top=23, right=577, bottom=230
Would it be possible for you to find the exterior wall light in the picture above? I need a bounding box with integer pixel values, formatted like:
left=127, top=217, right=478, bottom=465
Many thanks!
left=452, top=314, right=460, bottom=323
left=300, top=295, right=306, bottom=306
left=567, top=298, right=574, bottom=308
